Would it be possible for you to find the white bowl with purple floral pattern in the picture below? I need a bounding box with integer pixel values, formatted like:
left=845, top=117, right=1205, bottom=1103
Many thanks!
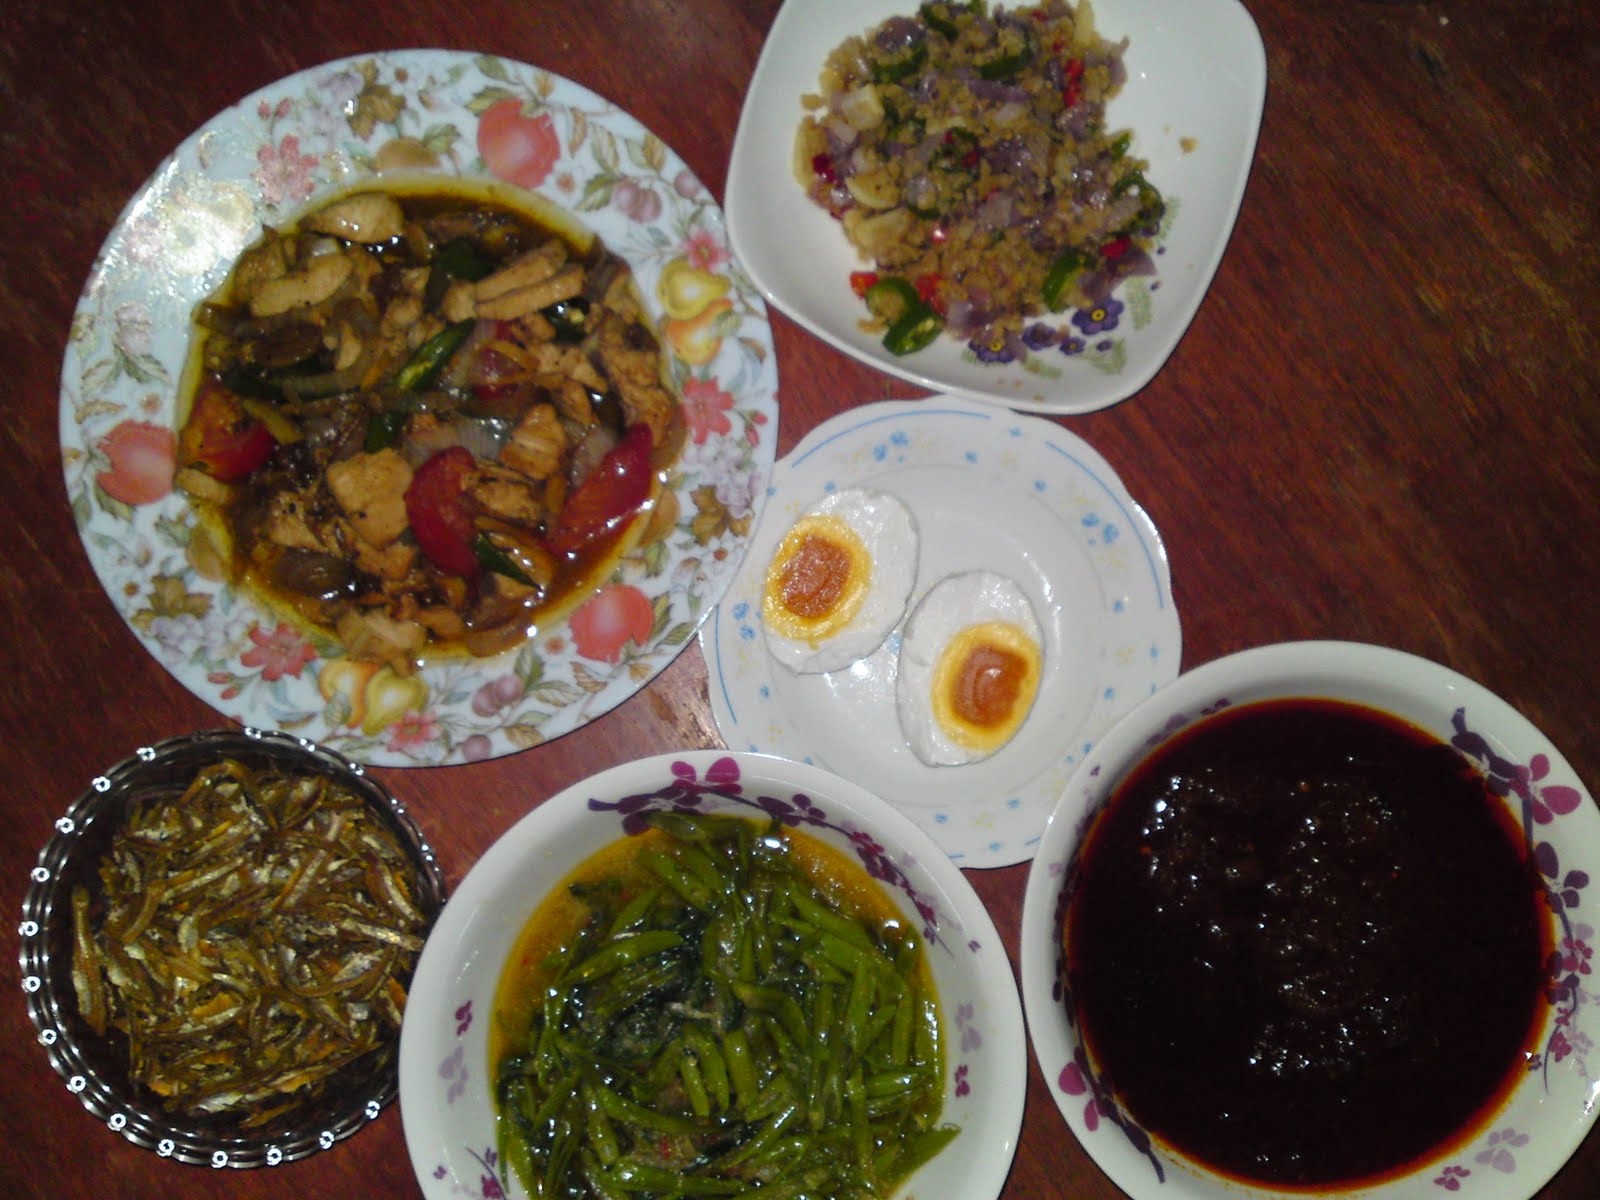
left=1020, top=640, right=1600, bottom=1200
left=399, top=749, right=1026, bottom=1200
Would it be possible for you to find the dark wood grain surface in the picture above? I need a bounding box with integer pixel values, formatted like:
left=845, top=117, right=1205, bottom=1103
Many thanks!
left=3, top=1, right=1596, bottom=1197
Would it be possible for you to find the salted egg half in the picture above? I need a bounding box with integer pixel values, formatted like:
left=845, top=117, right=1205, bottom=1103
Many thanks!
left=761, top=488, right=918, bottom=674
left=896, top=570, right=1044, bottom=766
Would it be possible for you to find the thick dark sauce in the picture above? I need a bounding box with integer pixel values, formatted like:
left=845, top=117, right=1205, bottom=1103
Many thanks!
left=1065, top=698, right=1550, bottom=1188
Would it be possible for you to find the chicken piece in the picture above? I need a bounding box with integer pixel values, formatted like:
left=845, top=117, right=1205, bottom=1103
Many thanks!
left=350, top=535, right=418, bottom=582
left=247, top=251, right=354, bottom=319
left=258, top=489, right=333, bottom=554
left=527, top=341, right=609, bottom=394
left=592, top=309, right=678, bottom=443
left=475, top=264, right=585, bottom=321
left=299, top=193, right=406, bottom=244
left=549, top=377, right=596, bottom=427
left=500, top=404, right=570, bottom=481
left=470, top=461, right=547, bottom=526
left=230, top=231, right=293, bottom=301
left=439, top=279, right=478, bottom=324
left=412, top=605, right=469, bottom=641
left=326, top=448, right=414, bottom=548
left=330, top=320, right=366, bottom=371
left=335, top=609, right=428, bottom=668
left=474, top=241, right=568, bottom=303
left=381, top=267, right=431, bottom=336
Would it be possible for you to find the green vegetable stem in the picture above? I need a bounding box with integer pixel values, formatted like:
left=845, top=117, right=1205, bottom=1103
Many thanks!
left=492, top=812, right=957, bottom=1198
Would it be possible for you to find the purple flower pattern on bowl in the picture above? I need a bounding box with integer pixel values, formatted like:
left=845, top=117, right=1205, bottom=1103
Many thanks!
left=404, top=751, right=1025, bottom=1200
left=585, top=755, right=953, bottom=945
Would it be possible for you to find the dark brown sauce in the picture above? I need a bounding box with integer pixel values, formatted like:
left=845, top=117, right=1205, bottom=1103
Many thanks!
left=1065, top=698, right=1550, bottom=1189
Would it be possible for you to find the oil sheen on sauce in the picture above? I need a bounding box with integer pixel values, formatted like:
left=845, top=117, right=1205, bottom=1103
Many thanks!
left=1064, top=698, right=1551, bottom=1188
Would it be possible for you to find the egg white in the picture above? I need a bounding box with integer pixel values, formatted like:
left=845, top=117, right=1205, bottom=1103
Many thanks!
left=761, top=488, right=918, bottom=674
left=896, top=570, right=1044, bottom=766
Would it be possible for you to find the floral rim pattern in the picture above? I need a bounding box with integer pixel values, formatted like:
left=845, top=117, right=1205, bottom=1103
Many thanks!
left=402, top=752, right=1023, bottom=1200
left=59, top=51, right=779, bottom=766
left=1045, top=701, right=1598, bottom=1196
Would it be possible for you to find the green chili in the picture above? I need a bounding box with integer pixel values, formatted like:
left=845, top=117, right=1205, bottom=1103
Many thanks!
left=882, top=305, right=945, bottom=355
left=392, top=319, right=473, bottom=391
left=863, top=276, right=923, bottom=327
left=434, top=237, right=492, bottom=281
left=1042, top=248, right=1090, bottom=312
left=470, top=532, right=536, bottom=586
left=977, top=25, right=1035, bottom=81
left=364, top=409, right=409, bottom=452
left=919, top=0, right=978, bottom=40
left=872, top=41, right=928, bottom=84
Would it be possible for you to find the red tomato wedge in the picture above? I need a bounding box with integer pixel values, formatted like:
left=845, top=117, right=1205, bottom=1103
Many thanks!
left=544, top=423, right=654, bottom=556
left=178, top=378, right=276, bottom=483
left=405, top=447, right=480, bottom=576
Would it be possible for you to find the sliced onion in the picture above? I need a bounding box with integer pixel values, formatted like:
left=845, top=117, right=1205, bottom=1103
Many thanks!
left=975, top=189, right=1015, bottom=232
left=402, top=420, right=464, bottom=464
left=454, top=417, right=509, bottom=462
left=875, top=15, right=923, bottom=51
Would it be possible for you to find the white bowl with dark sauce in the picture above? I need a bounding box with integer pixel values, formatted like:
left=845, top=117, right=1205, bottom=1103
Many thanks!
left=1020, top=641, right=1599, bottom=1200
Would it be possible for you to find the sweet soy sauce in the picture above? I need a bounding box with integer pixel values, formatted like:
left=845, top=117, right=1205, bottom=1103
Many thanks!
left=1065, top=698, right=1551, bottom=1188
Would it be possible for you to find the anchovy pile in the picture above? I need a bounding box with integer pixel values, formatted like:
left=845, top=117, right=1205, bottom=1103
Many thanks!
left=71, top=759, right=428, bottom=1124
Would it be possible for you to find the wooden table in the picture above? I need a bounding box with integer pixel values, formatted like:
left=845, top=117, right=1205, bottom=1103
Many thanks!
left=3, top=1, right=1596, bottom=1197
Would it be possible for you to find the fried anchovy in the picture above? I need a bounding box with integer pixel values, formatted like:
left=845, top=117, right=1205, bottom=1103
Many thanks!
left=70, top=758, right=429, bottom=1118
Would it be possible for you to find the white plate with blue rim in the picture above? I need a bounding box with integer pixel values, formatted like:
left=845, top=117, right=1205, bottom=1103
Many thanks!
left=701, top=397, right=1180, bottom=867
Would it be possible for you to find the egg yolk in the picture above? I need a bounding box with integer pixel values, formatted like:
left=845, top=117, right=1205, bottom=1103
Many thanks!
left=930, top=621, right=1041, bottom=751
left=762, top=514, right=871, bottom=644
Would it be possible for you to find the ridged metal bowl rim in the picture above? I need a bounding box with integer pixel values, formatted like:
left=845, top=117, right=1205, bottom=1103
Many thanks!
left=18, top=727, right=447, bottom=1168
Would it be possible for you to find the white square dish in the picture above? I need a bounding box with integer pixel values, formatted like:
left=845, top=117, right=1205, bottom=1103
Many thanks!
left=727, top=0, right=1266, bottom=414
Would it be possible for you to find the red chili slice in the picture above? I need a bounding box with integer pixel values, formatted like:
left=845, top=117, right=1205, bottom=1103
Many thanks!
left=849, top=271, right=880, bottom=299
left=544, top=423, right=654, bottom=556
left=405, top=447, right=480, bottom=576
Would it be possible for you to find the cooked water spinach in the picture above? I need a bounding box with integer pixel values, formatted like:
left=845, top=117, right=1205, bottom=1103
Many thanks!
left=491, top=812, right=957, bottom=1198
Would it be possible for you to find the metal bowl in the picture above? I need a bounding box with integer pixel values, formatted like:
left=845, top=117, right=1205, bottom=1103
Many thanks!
left=19, top=728, right=447, bottom=1167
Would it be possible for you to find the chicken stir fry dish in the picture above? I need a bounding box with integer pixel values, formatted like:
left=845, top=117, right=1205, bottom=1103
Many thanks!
left=176, top=188, right=684, bottom=671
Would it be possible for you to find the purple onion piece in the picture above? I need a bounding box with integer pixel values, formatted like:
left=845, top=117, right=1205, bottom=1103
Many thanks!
left=875, top=15, right=925, bottom=52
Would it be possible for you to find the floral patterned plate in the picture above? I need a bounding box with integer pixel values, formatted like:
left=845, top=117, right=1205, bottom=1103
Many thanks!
left=59, top=51, right=779, bottom=766
left=397, top=750, right=1026, bottom=1200
left=701, top=397, right=1180, bottom=868
left=1020, top=641, right=1600, bottom=1200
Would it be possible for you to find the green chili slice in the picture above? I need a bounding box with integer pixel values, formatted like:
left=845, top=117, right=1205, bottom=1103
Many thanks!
left=392, top=319, right=474, bottom=391
left=863, top=276, right=923, bottom=326
left=434, top=237, right=493, bottom=281
left=872, top=41, right=928, bottom=84
left=919, top=0, right=978, bottom=40
left=364, top=409, right=409, bottom=453
left=1042, top=249, right=1090, bottom=312
left=883, top=305, right=945, bottom=355
left=978, top=25, right=1035, bottom=81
